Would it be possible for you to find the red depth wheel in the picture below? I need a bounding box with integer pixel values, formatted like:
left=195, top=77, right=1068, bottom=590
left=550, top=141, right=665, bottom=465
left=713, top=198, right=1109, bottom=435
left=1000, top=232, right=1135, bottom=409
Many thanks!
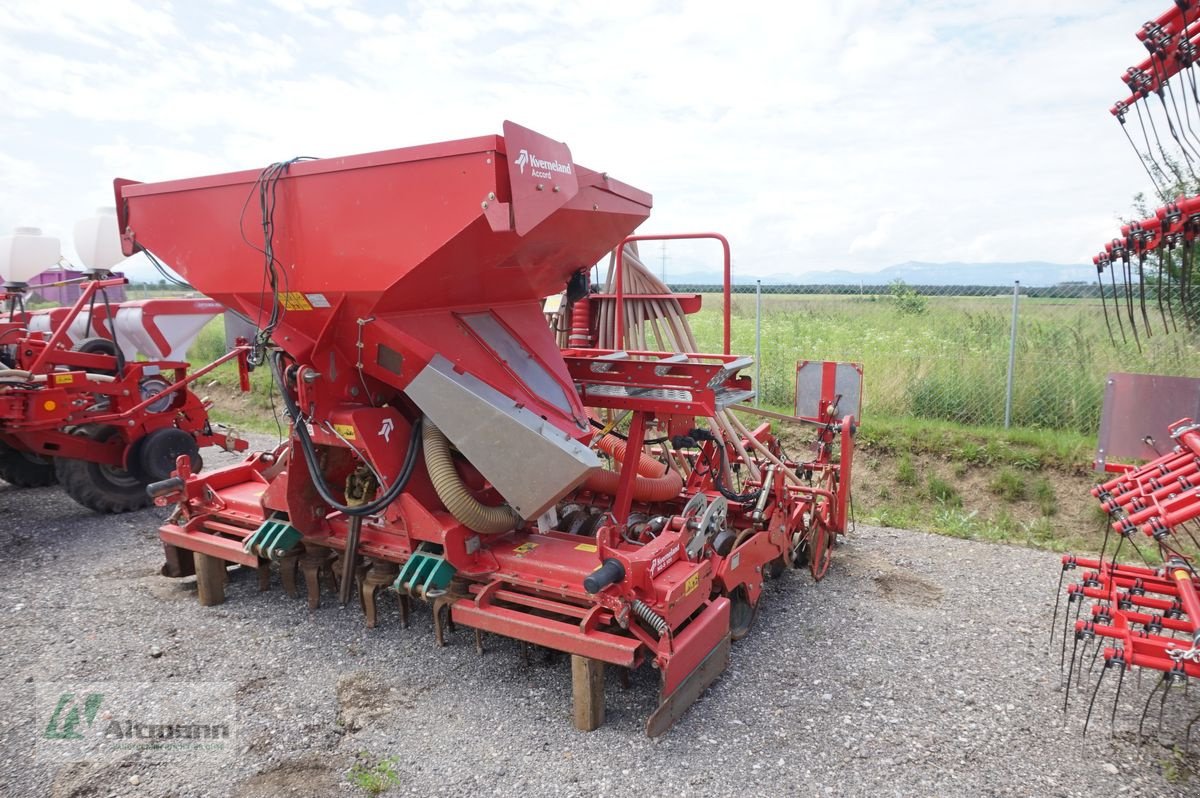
left=809, top=517, right=835, bottom=581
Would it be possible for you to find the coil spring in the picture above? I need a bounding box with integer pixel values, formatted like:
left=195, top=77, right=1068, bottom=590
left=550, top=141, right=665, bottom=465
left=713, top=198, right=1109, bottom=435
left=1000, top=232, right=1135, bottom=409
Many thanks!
left=631, top=599, right=668, bottom=635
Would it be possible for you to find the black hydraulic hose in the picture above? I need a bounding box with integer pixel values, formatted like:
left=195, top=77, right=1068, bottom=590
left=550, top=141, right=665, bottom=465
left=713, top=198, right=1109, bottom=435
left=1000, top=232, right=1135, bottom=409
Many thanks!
left=270, top=351, right=421, bottom=516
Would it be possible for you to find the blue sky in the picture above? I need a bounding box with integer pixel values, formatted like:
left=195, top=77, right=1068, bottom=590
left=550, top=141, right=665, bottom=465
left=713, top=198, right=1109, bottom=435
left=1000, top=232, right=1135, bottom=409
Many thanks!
left=0, top=0, right=1157, bottom=281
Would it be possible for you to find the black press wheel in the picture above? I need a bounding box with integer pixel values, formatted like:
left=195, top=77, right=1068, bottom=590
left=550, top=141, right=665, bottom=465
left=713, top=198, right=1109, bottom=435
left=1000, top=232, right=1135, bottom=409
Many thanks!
left=0, top=440, right=57, bottom=487
left=55, top=425, right=151, bottom=513
left=728, top=585, right=759, bottom=642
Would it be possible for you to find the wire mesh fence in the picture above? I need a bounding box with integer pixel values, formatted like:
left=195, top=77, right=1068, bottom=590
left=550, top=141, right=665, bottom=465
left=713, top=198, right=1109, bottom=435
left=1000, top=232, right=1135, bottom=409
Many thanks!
left=671, top=280, right=1199, bottom=434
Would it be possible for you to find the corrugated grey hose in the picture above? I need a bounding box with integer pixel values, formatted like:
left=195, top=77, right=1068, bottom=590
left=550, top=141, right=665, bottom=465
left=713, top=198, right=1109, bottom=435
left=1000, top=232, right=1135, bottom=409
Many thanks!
left=422, top=420, right=522, bottom=535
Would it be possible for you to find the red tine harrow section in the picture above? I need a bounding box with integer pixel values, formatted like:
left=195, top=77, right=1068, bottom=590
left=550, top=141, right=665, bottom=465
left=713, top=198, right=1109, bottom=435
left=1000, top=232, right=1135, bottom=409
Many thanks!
left=1055, top=419, right=1200, bottom=743
left=1053, top=1, right=1200, bottom=748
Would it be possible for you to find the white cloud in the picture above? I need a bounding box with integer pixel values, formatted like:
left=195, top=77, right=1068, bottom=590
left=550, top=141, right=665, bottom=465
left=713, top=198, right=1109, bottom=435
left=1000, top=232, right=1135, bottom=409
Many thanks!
left=0, top=0, right=1169, bottom=280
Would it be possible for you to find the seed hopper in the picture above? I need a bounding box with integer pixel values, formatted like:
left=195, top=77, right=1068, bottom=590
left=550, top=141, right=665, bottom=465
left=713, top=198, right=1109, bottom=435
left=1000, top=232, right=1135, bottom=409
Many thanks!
left=117, top=122, right=855, bottom=733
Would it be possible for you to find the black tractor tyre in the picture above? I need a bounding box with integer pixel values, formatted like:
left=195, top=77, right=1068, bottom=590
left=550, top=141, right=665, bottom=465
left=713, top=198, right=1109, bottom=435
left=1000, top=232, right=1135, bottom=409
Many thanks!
left=0, top=440, right=57, bottom=487
left=71, top=337, right=120, bottom=375
left=55, top=425, right=151, bottom=513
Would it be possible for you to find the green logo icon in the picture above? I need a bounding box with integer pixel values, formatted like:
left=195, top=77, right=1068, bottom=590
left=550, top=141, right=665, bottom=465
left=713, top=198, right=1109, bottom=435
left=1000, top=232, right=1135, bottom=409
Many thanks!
left=44, top=693, right=104, bottom=740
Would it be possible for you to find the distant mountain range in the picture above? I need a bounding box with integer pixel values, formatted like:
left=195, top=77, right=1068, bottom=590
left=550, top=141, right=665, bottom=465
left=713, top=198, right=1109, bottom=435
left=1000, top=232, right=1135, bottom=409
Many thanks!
left=657, top=261, right=1092, bottom=288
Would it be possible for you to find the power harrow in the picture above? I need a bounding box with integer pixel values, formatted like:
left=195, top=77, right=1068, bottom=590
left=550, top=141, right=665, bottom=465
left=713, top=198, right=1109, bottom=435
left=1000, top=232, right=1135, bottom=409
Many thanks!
left=114, top=121, right=856, bottom=734
left=0, top=220, right=249, bottom=512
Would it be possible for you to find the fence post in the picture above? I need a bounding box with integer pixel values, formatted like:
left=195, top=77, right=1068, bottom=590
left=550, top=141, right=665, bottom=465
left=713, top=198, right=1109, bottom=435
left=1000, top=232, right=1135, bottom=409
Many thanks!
left=1004, top=281, right=1020, bottom=428
left=754, top=279, right=762, bottom=407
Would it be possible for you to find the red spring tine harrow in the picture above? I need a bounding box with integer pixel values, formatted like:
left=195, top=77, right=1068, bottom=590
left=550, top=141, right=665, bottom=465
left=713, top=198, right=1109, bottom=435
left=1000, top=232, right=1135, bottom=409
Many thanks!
left=1055, top=3, right=1200, bottom=746
left=114, top=121, right=856, bottom=734
left=1055, top=418, right=1200, bottom=744
left=0, top=220, right=249, bottom=512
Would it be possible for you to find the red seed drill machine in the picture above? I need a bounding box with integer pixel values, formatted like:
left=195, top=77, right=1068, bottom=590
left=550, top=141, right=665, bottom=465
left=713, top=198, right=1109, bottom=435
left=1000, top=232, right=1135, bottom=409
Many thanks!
left=0, top=218, right=248, bottom=512
left=116, top=122, right=856, bottom=734
left=1055, top=2, right=1200, bottom=747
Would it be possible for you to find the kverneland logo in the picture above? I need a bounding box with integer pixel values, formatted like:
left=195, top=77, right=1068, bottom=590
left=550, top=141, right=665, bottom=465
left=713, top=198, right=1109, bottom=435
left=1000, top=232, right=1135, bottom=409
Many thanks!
left=514, top=148, right=572, bottom=179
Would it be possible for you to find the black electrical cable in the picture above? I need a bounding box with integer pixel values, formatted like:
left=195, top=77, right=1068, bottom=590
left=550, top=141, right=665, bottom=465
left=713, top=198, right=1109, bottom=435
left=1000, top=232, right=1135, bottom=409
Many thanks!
left=270, top=351, right=421, bottom=517
left=587, top=417, right=670, bottom=445
left=239, top=157, right=316, bottom=366
left=98, top=286, right=126, bottom=373
left=140, top=249, right=190, bottom=290
left=680, top=427, right=762, bottom=504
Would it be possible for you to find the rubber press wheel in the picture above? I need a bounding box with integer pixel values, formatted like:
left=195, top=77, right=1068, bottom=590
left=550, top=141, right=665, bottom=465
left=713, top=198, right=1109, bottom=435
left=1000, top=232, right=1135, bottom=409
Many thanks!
left=0, top=440, right=57, bottom=487
left=728, top=585, right=760, bottom=642
left=55, top=425, right=151, bottom=513
left=71, top=337, right=120, bottom=375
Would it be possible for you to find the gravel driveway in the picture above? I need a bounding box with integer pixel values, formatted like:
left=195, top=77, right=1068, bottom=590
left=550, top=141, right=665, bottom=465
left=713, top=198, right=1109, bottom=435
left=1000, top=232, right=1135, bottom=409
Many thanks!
left=0, top=443, right=1195, bottom=797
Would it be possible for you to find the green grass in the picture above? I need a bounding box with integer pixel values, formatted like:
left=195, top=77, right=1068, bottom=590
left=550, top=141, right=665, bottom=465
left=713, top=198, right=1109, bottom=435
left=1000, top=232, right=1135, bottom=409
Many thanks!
left=990, top=468, right=1027, bottom=502
left=348, top=755, right=401, bottom=795
left=687, top=292, right=1200, bottom=434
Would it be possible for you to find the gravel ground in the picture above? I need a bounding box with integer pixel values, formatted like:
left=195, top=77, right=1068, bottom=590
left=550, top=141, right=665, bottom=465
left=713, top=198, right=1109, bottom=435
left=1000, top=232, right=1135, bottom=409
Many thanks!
left=0, top=441, right=1196, bottom=797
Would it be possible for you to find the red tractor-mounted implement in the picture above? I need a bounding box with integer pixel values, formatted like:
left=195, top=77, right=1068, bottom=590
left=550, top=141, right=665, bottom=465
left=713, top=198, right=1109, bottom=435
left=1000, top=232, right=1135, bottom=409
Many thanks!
left=0, top=223, right=249, bottom=512
left=116, top=121, right=855, bottom=734
left=1054, top=2, right=1200, bottom=750
left=1055, top=418, right=1200, bottom=744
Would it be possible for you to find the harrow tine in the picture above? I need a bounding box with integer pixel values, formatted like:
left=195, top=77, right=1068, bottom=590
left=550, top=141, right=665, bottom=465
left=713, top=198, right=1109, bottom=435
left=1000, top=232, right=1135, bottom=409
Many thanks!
left=1187, top=708, right=1200, bottom=754
left=1050, top=565, right=1067, bottom=648
left=1137, top=673, right=1168, bottom=743
left=1087, top=639, right=1103, bottom=675
left=1108, top=264, right=1128, bottom=344
left=1156, top=674, right=1173, bottom=740
left=1061, top=593, right=1078, bottom=669
left=1083, top=662, right=1110, bottom=737
left=1136, top=255, right=1153, bottom=338
left=1097, top=521, right=1111, bottom=569
left=1111, top=660, right=1127, bottom=738
left=1064, top=632, right=1081, bottom=714
left=1077, top=636, right=1093, bottom=688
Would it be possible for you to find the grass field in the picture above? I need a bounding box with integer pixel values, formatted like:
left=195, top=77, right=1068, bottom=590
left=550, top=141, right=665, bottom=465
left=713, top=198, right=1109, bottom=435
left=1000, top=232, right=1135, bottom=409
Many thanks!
left=685, top=290, right=1199, bottom=434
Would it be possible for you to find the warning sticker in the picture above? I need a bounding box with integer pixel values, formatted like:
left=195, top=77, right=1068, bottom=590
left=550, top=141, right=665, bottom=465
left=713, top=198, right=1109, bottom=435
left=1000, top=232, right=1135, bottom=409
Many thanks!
left=332, top=423, right=357, bottom=440
left=685, top=572, right=700, bottom=596
left=280, top=292, right=312, bottom=311
left=52, top=373, right=76, bottom=386
left=305, top=293, right=331, bottom=308
left=574, top=543, right=598, bottom=553
left=513, top=542, right=539, bottom=556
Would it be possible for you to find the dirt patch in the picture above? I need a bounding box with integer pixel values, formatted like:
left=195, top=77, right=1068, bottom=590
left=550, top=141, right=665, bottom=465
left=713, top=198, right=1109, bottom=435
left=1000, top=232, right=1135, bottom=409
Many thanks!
left=232, top=757, right=340, bottom=798
left=335, top=671, right=396, bottom=733
left=873, top=570, right=944, bottom=607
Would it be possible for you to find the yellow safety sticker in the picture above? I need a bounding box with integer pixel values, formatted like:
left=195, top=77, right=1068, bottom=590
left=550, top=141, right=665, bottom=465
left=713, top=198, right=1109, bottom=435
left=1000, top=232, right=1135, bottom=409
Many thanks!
left=513, top=542, right=539, bottom=556
left=1174, top=569, right=1191, bottom=582
left=281, top=292, right=313, bottom=311
left=52, top=373, right=75, bottom=386
left=574, top=543, right=598, bottom=553
left=685, top=572, right=700, bottom=596
left=333, top=423, right=357, bottom=440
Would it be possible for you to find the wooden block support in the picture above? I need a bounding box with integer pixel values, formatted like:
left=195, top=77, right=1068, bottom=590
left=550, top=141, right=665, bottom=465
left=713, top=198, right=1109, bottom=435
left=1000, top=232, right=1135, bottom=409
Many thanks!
left=194, top=552, right=227, bottom=607
left=571, top=655, right=605, bottom=731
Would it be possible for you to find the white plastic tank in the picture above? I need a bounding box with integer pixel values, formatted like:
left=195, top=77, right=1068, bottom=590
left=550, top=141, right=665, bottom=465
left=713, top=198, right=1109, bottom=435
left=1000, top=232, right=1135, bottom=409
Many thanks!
left=0, top=226, right=61, bottom=285
left=73, top=207, right=123, bottom=272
